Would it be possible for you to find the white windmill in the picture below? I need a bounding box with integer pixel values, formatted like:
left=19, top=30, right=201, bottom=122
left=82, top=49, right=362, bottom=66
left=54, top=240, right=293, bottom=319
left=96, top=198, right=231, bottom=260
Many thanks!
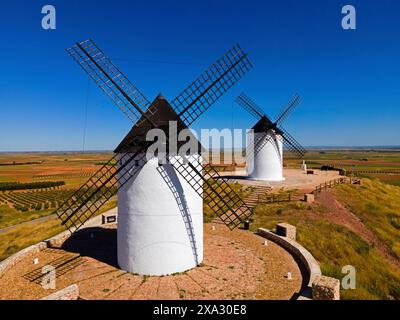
left=236, top=93, right=306, bottom=181
left=56, top=39, right=253, bottom=276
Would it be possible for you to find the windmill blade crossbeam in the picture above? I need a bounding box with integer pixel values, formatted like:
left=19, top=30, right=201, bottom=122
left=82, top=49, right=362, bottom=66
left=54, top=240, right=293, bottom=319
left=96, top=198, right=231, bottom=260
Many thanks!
left=171, top=44, right=252, bottom=126
left=279, top=126, right=306, bottom=157
left=55, top=136, right=150, bottom=231
left=62, top=39, right=254, bottom=233
left=54, top=156, right=117, bottom=231
left=66, top=39, right=153, bottom=125
left=56, top=151, right=147, bottom=231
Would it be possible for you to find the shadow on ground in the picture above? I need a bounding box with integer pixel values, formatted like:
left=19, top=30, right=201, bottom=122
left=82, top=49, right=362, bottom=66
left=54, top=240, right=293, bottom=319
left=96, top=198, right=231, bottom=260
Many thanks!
left=288, top=253, right=311, bottom=300
left=61, top=227, right=118, bottom=268
left=216, top=175, right=249, bottom=181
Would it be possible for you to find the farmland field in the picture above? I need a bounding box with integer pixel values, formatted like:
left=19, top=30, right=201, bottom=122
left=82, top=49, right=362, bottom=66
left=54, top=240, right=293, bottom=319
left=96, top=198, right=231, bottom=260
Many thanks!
left=284, top=149, right=400, bottom=186
left=0, top=152, right=113, bottom=187
left=0, top=152, right=113, bottom=228
left=0, top=152, right=118, bottom=261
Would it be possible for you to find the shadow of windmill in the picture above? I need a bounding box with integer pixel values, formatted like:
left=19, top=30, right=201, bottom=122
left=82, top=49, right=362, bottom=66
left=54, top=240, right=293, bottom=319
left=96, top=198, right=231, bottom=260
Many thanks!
left=156, top=164, right=200, bottom=265
left=60, top=227, right=118, bottom=268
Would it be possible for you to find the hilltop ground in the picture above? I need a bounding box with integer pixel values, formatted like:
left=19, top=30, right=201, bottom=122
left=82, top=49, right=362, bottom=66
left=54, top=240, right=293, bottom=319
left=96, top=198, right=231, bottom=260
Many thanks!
left=0, top=150, right=400, bottom=299
left=248, top=179, right=400, bottom=300
left=0, top=224, right=304, bottom=300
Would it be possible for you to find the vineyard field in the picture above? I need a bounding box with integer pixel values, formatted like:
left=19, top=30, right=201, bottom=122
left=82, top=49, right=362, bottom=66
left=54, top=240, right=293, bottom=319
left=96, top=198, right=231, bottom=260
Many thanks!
left=0, top=189, right=76, bottom=212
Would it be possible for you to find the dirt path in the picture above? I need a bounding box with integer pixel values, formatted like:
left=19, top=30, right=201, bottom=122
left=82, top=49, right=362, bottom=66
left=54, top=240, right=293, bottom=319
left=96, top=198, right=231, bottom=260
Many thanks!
left=317, top=191, right=400, bottom=268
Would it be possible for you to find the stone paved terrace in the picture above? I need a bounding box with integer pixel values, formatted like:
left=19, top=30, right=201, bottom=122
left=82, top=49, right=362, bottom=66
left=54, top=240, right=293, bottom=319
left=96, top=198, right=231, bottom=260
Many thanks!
left=0, top=223, right=306, bottom=300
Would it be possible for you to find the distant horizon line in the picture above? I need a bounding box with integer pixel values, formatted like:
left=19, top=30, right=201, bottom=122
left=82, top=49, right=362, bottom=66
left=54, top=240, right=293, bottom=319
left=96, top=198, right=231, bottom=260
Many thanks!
left=1, top=145, right=400, bottom=154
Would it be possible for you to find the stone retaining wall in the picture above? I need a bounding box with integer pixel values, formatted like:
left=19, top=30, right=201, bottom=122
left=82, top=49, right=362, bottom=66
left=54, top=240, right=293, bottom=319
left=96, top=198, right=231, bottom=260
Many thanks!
left=257, top=227, right=322, bottom=300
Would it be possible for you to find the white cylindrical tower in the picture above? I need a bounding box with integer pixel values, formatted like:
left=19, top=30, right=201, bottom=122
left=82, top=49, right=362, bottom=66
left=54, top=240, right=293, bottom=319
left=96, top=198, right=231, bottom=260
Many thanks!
left=247, top=131, right=285, bottom=181
left=117, top=154, right=203, bottom=276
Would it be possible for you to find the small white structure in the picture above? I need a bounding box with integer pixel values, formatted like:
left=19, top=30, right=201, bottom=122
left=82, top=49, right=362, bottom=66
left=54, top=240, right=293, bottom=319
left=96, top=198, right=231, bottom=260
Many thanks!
left=247, top=128, right=285, bottom=181
left=301, top=160, right=307, bottom=172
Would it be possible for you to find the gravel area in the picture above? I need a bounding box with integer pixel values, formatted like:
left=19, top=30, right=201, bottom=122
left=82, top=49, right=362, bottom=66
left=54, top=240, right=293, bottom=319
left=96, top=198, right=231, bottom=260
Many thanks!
left=0, top=223, right=305, bottom=300
left=219, top=168, right=342, bottom=193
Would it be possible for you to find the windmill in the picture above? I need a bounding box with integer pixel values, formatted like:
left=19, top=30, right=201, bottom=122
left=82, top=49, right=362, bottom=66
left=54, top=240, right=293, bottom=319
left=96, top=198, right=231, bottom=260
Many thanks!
left=55, top=39, right=253, bottom=276
left=236, top=93, right=306, bottom=181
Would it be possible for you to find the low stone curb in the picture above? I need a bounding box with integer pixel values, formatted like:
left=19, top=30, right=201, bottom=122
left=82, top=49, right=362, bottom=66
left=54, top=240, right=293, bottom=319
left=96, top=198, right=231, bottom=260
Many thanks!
left=44, top=229, right=72, bottom=248
left=257, top=227, right=322, bottom=300
left=0, top=241, right=47, bottom=275
left=0, top=230, right=74, bottom=276
left=0, top=212, right=111, bottom=277
left=41, top=284, right=79, bottom=300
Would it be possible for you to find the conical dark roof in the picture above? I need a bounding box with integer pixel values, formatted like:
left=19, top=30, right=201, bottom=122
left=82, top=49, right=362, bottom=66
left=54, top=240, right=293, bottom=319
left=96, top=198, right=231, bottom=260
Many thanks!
left=252, top=116, right=274, bottom=133
left=114, top=95, right=203, bottom=154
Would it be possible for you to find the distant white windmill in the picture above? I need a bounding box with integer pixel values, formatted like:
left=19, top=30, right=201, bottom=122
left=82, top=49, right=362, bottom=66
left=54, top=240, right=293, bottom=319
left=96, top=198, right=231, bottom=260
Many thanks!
left=236, top=93, right=306, bottom=181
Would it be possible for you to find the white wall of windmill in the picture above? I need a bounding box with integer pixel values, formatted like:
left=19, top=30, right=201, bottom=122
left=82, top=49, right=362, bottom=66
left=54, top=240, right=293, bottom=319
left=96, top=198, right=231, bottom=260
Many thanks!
left=246, top=131, right=285, bottom=181
left=116, top=153, right=203, bottom=276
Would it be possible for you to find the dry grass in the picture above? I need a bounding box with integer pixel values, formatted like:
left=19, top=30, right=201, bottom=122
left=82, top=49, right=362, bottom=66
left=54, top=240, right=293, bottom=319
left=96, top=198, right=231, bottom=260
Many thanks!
left=249, top=180, right=400, bottom=300
left=0, top=205, right=53, bottom=229
left=333, top=179, right=400, bottom=259
left=0, top=199, right=117, bottom=262
left=0, top=217, right=64, bottom=261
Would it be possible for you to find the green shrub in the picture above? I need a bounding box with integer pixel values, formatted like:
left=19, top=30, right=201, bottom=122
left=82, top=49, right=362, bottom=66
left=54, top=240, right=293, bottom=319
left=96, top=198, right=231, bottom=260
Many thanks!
left=0, top=181, right=66, bottom=191
left=388, top=215, right=400, bottom=230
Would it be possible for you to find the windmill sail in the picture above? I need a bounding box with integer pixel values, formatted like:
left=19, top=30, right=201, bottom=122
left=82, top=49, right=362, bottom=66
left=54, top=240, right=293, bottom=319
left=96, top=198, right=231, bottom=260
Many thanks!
left=236, top=92, right=268, bottom=120
left=56, top=39, right=158, bottom=232
left=275, top=94, right=301, bottom=126
left=279, top=126, right=307, bottom=157
left=59, top=39, right=254, bottom=233
left=167, top=46, right=253, bottom=229
left=66, top=39, right=154, bottom=125
left=169, top=156, right=252, bottom=229
left=55, top=140, right=150, bottom=232
left=236, top=92, right=306, bottom=159
left=171, top=44, right=252, bottom=126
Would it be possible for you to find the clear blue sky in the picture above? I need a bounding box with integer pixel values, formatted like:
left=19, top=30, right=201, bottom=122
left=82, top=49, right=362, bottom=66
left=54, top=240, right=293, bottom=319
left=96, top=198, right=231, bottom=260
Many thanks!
left=0, top=0, right=399, bottom=151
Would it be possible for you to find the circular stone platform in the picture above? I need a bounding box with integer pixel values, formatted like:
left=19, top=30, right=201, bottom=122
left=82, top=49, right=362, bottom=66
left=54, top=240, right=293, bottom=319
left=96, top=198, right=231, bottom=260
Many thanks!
left=0, top=224, right=306, bottom=300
